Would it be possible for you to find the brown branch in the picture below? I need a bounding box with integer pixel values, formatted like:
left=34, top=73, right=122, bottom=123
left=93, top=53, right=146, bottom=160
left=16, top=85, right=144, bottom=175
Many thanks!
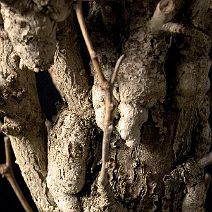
left=0, top=137, right=33, bottom=212
left=4, top=137, right=12, bottom=166
left=111, top=54, right=125, bottom=85
left=99, top=55, right=124, bottom=186
left=75, top=0, right=107, bottom=87
left=75, top=0, right=124, bottom=187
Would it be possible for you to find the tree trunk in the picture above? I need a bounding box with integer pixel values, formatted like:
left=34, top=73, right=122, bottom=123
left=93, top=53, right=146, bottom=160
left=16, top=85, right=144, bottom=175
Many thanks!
left=0, top=0, right=211, bottom=211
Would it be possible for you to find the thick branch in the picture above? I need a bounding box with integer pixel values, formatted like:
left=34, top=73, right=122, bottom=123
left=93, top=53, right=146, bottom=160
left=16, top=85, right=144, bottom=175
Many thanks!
left=48, top=15, right=93, bottom=119
left=0, top=29, right=59, bottom=211
left=47, top=13, right=94, bottom=211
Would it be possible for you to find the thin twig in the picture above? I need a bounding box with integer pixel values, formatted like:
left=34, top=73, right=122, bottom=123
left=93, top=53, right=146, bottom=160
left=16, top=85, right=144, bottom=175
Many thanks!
left=99, top=55, right=124, bottom=186
left=75, top=1, right=124, bottom=187
left=75, top=0, right=107, bottom=86
left=111, top=54, right=125, bottom=85
left=5, top=137, right=12, bottom=166
left=0, top=137, right=33, bottom=212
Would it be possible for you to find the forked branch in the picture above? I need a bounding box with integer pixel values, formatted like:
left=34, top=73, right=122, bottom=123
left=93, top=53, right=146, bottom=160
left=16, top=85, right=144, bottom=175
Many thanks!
left=99, top=55, right=124, bottom=186
left=0, top=137, right=33, bottom=212
left=75, top=0, right=124, bottom=187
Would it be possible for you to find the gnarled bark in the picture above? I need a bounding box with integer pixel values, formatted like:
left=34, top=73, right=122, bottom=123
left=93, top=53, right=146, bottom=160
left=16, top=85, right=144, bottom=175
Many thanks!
left=0, top=0, right=212, bottom=211
left=0, top=27, right=59, bottom=211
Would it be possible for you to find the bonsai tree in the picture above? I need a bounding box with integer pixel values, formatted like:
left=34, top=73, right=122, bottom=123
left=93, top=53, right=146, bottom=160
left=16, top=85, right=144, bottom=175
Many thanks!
left=0, top=0, right=211, bottom=211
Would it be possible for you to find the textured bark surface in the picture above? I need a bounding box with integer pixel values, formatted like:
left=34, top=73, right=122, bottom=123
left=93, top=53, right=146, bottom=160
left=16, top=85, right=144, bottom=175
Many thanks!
left=0, top=27, right=59, bottom=211
left=0, top=0, right=212, bottom=211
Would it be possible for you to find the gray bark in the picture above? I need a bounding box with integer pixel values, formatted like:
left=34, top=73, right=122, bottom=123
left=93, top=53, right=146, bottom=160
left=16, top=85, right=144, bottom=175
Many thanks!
left=0, top=0, right=211, bottom=211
